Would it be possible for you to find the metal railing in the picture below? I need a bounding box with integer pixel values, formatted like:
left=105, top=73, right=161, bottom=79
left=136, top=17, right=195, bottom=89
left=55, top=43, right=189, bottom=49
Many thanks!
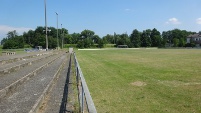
left=73, top=53, right=97, bottom=113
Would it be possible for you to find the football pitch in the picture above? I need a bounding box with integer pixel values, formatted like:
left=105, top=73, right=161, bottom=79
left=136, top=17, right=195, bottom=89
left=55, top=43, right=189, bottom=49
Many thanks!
left=76, top=49, right=201, bottom=113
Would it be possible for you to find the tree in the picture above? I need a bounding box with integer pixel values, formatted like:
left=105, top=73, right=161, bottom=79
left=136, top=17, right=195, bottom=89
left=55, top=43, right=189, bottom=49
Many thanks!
left=71, top=33, right=80, bottom=44
left=150, top=28, right=162, bottom=47
left=2, top=36, right=24, bottom=49
left=92, top=35, right=100, bottom=44
left=1, top=38, right=8, bottom=45
left=130, top=29, right=141, bottom=47
left=178, top=38, right=185, bottom=47
left=3, top=40, right=17, bottom=49
left=23, top=30, right=35, bottom=45
left=7, top=30, right=17, bottom=39
left=98, top=38, right=105, bottom=48
left=48, top=36, right=57, bottom=48
left=64, top=34, right=73, bottom=44
left=81, top=29, right=95, bottom=39
left=103, top=34, right=114, bottom=44
left=141, top=29, right=151, bottom=47
left=33, top=33, right=46, bottom=48
left=83, top=38, right=93, bottom=48
left=76, top=40, right=84, bottom=48
left=162, top=31, right=172, bottom=47
left=173, top=38, right=179, bottom=47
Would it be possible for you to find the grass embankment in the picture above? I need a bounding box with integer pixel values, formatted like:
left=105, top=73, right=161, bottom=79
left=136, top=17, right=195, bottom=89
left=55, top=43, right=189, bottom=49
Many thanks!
left=0, top=45, right=2, bottom=55
left=76, top=49, right=201, bottom=113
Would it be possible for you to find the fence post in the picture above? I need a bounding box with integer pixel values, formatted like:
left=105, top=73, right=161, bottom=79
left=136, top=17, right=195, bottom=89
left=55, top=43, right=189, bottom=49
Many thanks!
left=81, top=83, right=84, bottom=112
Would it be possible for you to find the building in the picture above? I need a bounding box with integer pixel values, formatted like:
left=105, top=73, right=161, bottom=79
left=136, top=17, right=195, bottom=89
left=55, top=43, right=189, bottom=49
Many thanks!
left=186, top=32, right=201, bottom=47
left=117, top=45, right=128, bottom=48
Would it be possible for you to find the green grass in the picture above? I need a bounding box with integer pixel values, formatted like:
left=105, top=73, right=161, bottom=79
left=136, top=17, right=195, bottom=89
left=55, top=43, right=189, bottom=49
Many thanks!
left=76, top=49, right=201, bottom=113
left=0, top=48, right=26, bottom=56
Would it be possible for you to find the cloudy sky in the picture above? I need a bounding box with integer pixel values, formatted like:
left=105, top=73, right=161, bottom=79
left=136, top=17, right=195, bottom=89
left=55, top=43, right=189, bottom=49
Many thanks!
left=0, top=0, right=201, bottom=41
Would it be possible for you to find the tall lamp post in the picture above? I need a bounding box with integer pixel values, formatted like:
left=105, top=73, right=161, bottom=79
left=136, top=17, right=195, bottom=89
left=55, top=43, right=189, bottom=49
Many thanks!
left=55, top=12, right=59, bottom=49
left=61, top=24, right=64, bottom=49
left=44, top=0, right=48, bottom=51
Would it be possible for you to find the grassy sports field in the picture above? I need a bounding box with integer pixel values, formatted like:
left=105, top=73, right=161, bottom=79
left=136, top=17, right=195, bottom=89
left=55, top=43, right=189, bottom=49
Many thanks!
left=76, top=49, right=201, bottom=113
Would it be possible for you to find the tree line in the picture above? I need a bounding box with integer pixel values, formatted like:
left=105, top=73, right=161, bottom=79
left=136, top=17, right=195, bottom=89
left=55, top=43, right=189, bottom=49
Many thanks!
left=0, top=26, right=196, bottom=49
left=103, top=28, right=195, bottom=48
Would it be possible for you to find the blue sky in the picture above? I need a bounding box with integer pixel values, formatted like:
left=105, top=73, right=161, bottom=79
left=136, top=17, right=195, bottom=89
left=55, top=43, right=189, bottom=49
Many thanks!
left=0, top=0, right=201, bottom=41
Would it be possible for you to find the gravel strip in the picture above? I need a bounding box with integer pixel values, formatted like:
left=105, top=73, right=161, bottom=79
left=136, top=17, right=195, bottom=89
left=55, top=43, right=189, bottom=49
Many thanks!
left=0, top=53, right=61, bottom=90
left=0, top=54, right=67, bottom=113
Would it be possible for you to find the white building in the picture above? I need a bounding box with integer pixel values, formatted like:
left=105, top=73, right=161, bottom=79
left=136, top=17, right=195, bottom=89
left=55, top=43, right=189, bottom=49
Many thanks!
left=186, top=33, right=201, bottom=47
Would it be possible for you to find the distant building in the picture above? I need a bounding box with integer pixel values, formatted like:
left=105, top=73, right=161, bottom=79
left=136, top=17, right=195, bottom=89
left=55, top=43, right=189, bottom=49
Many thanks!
left=187, top=32, right=201, bottom=47
left=117, top=45, right=128, bottom=48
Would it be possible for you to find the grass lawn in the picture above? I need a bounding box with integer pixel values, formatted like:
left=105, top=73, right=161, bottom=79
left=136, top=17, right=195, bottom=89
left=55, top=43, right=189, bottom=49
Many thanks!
left=76, top=49, right=201, bottom=113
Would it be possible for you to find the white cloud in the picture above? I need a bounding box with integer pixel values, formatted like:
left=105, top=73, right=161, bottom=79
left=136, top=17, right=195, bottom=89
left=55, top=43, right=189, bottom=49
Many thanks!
left=125, top=9, right=131, bottom=11
left=0, top=25, right=33, bottom=39
left=124, top=8, right=134, bottom=12
left=196, top=18, right=201, bottom=24
left=165, top=18, right=181, bottom=25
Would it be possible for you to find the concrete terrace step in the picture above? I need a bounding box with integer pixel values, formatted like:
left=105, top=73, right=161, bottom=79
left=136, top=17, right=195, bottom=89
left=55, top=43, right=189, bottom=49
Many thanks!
left=0, top=52, right=53, bottom=69
left=41, top=54, right=79, bottom=113
left=0, top=53, right=64, bottom=99
left=0, top=53, right=69, bottom=113
left=0, top=52, right=56, bottom=75
left=0, top=51, right=55, bottom=65
left=41, top=55, right=71, bottom=113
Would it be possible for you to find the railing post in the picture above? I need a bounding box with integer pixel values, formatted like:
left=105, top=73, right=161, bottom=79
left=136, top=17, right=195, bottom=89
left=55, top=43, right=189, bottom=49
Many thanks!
left=81, top=83, right=84, bottom=112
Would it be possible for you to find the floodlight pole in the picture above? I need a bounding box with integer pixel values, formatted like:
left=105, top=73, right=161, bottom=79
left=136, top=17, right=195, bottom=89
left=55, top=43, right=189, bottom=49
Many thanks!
left=55, top=12, right=59, bottom=49
left=44, top=0, right=48, bottom=51
left=61, top=24, right=64, bottom=49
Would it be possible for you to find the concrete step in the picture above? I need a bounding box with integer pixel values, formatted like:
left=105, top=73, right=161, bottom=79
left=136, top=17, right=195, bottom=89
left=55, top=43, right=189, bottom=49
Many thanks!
left=38, top=54, right=70, bottom=113
left=0, top=51, right=55, bottom=65
left=0, top=53, right=64, bottom=99
left=0, top=53, right=69, bottom=113
left=0, top=52, right=57, bottom=75
left=41, top=54, right=79, bottom=113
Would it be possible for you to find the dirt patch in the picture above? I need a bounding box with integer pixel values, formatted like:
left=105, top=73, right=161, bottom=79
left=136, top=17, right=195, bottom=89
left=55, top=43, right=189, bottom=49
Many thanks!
left=131, top=81, right=147, bottom=86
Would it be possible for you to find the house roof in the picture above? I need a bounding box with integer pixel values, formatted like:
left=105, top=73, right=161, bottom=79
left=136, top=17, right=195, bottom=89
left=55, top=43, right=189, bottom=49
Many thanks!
left=187, top=33, right=201, bottom=38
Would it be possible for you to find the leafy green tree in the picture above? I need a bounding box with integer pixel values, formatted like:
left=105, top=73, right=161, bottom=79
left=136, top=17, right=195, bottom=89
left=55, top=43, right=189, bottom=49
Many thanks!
left=173, top=38, right=179, bottom=47
left=48, top=36, right=57, bottom=48
left=1, top=38, right=8, bottom=45
left=76, top=40, right=84, bottom=48
left=130, top=29, right=141, bottom=47
left=98, top=38, right=105, bottom=48
left=3, top=36, right=24, bottom=49
left=103, top=34, right=114, bottom=44
left=141, top=29, right=151, bottom=47
left=92, top=35, right=100, bottom=44
left=178, top=38, right=185, bottom=47
left=83, top=38, right=93, bottom=48
left=71, top=33, right=80, bottom=44
left=162, top=29, right=195, bottom=47
left=3, top=39, right=18, bottom=49
left=64, top=34, right=73, bottom=44
left=7, top=30, right=17, bottom=39
left=150, top=28, right=161, bottom=47
left=23, top=30, right=35, bottom=46
left=81, top=29, right=95, bottom=39
left=162, top=31, right=172, bottom=47
left=32, top=33, right=46, bottom=48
